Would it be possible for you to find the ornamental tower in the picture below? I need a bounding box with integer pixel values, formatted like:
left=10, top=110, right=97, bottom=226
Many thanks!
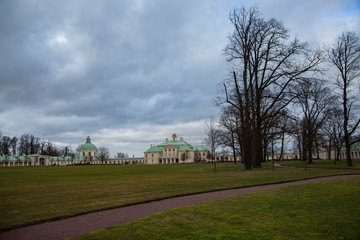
left=79, top=136, right=98, bottom=160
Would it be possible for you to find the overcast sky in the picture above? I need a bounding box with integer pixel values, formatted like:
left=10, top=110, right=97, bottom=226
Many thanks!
left=0, top=0, right=359, bottom=157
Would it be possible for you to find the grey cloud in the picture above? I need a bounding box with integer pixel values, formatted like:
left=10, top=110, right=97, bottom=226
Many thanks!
left=1, top=0, right=358, bottom=155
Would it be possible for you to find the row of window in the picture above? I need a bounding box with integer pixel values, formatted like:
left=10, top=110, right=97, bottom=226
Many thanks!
left=164, top=153, right=176, bottom=156
left=164, top=149, right=176, bottom=152
left=145, top=152, right=207, bottom=158
left=82, top=152, right=96, bottom=156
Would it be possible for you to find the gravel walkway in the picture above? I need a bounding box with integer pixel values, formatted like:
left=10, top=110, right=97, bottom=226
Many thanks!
left=1, top=174, right=359, bottom=240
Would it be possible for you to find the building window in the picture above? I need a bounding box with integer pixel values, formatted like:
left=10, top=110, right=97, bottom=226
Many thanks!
left=83, top=152, right=85, bottom=156
left=89, top=152, right=91, bottom=156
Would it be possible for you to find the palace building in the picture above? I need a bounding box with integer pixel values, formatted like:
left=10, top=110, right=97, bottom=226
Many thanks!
left=144, top=133, right=209, bottom=164
left=0, top=136, right=144, bottom=167
left=79, top=136, right=98, bottom=160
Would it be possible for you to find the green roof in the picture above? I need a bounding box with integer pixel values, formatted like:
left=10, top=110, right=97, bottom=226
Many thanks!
left=144, top=146, right=163, bottom=153
left=79, top=143, right=97, bottom=150
left=0, top=156, right=31, bottom=161
left=158, top=140, right=187, bottom=147
left=145, top=138, right=208, bottom=153
left=351, top=142, right=360, bottom=150
left=79, top=136, right=97, bottom=150
left=193, top=145, right=208, bottom=151
left=50, top=156, right=74, bottom=161
left=340, top=142, right=360, bottom=151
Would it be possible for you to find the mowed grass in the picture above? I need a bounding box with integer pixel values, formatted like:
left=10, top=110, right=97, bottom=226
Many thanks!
left=281, top=159, right=360, bottom=169
left=0, top=163, right=359, bottom=231
left=75, top=177, right=360, bottom=240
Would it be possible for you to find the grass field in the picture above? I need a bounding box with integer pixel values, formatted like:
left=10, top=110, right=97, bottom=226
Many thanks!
left=0, top=163, right=359, bottom=231
left=280, top=159, right=360, bottom=169
left=74, top=177, right=360, bottom=240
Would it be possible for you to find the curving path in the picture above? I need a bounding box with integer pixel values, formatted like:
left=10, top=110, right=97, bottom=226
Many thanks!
left=1, top=174, right=359, bottom=240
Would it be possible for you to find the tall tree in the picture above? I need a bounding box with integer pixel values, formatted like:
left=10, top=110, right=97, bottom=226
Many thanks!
left=0, top=136, right=11, bottom=155
left=98, top=146, right=110, bottom=164
left=221, top=6, right=322, bottom=169
left=293, top=78, right=335, bottom=164
left=18, top=134, right=31, bottom=155
left=117, top=152, right=128, bottom=158
left=327, top=31, right=360, bottom=167
left=29, top=135, right=40, bottom=154
left=10, top=136, right=18, bottom=156
left=204, top=117, right=220, bottom=163
left=322, top=107, right=344, bottom=163
left=40, top=140, right=59, bottom=156
left=60, top=145, right=76, bottom=157
left=194, top=151, right=202, bottom=162
left=218, top=105, right=240, bottom=164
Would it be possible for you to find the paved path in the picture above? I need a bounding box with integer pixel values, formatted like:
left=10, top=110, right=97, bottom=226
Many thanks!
left=1, top=174, right=359, bottom=240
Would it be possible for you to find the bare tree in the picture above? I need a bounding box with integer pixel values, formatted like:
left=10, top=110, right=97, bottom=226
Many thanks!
left=0, top=136, right=11, bottom=155
left=75, top=145, right=81, bottom=156
left=40, top=140, right=60, bottom=156
left=180, top=151, right=189, bottom=163
left=98, top=146, right=110, bottom=164
left=18, top=134, right=30, bottom=155
left=218, top=105, right=240, bottom=164
left=204, top=117, right=220, bottom=163
left=60, top=145, right=76, bottom=157
left=322, top=107, right=344, bottom=164
left=194, top=151, right=202, bottom=163
left=221, top=6, right=322, bottom=169
left=327, top=31, right=360, bottom=167
left=288, top=118, right=305, bottom=162
left=293, top=78, right=336, bottom=164
left=275, top=111, right=292, bottom=162
left=117, top=152, right=128, bottom=158
left=29, top=135, right=40, bottom=154
left=10, top=136, right=18, bottom=156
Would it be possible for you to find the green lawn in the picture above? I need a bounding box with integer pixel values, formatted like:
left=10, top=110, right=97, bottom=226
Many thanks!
left=280, top=159, right=360, bottom=169
left=75, top=176, right=360, bottom=240
left=0, top=163, right=359, bottom=231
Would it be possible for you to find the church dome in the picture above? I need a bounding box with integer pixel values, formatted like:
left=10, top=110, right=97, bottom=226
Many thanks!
left=79, top=136, right=97, bottom=150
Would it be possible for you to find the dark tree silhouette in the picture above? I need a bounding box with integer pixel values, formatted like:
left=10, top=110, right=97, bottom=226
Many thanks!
left=327, top=31, right=360, bottom=167
left=98, top=146, right=110, bottom=164
left=221, top=6, right=322, bottom=169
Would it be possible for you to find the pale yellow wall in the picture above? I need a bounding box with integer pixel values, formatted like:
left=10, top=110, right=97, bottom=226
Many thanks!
left=79, top=148, right=98, bottom=160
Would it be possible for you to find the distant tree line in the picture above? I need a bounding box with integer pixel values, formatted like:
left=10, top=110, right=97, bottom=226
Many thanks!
left=0, top=131, right=76, bottom=157
left=116, top=152, right=129, bottom=158
left=209, top=6, right=360, bottom=169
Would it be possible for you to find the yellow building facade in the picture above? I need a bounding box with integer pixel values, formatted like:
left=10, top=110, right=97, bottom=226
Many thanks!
left=144, top=133, right=209, bottom=164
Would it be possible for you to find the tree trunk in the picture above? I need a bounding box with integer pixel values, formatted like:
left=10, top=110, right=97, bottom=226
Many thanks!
left=279, top=131, right=285, bottom=161
left=307, top=136, right=313, bottom=164
left=231, top=131, right=237, bottom=164
left=343, top=82, right=353, bottom=167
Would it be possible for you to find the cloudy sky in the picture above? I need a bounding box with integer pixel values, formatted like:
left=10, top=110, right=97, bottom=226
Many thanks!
left=0, top=0, right=359, bottom=157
